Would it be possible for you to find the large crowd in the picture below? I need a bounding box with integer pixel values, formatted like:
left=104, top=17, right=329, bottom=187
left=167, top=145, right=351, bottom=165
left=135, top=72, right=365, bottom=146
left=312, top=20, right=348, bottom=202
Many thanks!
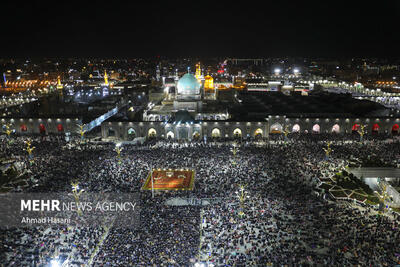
left=0, top=133, right=400, bottom=266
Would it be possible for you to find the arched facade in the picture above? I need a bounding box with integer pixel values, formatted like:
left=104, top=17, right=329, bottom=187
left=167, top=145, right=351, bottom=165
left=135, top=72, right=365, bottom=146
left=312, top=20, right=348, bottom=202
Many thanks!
left=254, top=128, right=263, bottom=137
left=233, top=128, right=242, bottom=138
left=392, top=124, right=399, bottom=134
left=166, top=131, right=175, bottom=139
left=352, top=124, right=360, bottom=132
left=292, top=124, right=300, bottom=133
left=108, top=128, right=116, bottom=137
left=97, top=117, right=400, bottom=140
left=332, top=124, right=340, bottom=133
left=0, top=118, right=77, bottom=135
left=39, top=124, right=46, bottom=134
left=192, top=131, right=200, bottom=139
left=148, top=128, right=157, bottom=138
left=270, top=123, right=283, bottom=134
left=312, top=124, right=320, bottom=133
left=57, top=124, right=64, bottom=132
left=211, top=128, right=221, bottom=138
left=127, top=128, right=136, bottom=140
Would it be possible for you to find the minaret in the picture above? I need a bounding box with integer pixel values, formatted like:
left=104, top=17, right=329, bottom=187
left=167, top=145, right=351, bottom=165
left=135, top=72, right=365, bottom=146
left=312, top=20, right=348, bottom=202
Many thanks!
left=156, top=64, right=161, bottom=81
left=56, top=76, right=63, bottom=89
left=175, top=69, right=179, bottom=81
left=195, top=63, right=202, bottom=84
left=104, top=71, right=109, bottom=86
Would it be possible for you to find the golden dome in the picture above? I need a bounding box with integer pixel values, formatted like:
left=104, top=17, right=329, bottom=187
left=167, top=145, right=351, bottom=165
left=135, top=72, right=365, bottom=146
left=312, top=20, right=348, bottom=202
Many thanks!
left=204, top=75, right=214, bottom=90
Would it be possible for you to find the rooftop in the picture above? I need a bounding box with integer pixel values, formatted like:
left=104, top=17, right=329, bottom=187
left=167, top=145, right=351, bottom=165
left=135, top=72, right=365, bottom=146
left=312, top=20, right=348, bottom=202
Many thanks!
left=230, top=91, right=390, bottom=121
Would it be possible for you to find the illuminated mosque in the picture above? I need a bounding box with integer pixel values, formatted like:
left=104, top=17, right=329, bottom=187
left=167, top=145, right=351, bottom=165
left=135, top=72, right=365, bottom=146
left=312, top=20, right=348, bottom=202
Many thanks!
left=126, top=63, right=239, bottom=140
left=3, top=63, right=398, bottom=141
left=98, top=63, right=398, bottom=141
left=143, top=63, right=227, bottom=124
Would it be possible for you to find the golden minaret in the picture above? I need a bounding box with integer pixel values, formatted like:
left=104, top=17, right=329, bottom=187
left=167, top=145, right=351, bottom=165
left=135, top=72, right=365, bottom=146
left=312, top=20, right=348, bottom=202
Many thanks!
left=195, top=63, right=202, bottom=84
left=56, top=76, right=63, bottom=89
left=104, top=71, right=109, bottom=86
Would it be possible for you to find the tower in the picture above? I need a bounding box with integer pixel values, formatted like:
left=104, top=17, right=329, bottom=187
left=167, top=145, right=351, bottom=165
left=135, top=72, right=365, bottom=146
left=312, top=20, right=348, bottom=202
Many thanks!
left=195, top=63, right=202, bottom=84
left=156, top=64, right=161, bottom=81
left=104, top=71, right=109, bottom=86
left=175, top=69, right=179, bottom=81
left=56, top=76, right=63, bottom=89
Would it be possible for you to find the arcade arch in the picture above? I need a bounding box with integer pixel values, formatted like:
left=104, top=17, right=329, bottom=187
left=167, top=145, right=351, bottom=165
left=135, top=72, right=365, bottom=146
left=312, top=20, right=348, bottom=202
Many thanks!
left=372, top=124, right=380, bottom=133
left=312, top=124, right=320, bottom=133
left=352, top=124, right=360, bottom=132
left=332, top=124, right=340, bottom=133
left=108, top=128, right=116, bottom=137
left=233, top=128, right=242, bottom=138
left=39, top=124, right=46, bottom=134
left=127, top=128, right=136, bottom=140
left=166, top=131, right=175, bottom=139
left=292, top=124, right=300, bottom=133
left=270, top=123, right=283, bottom=134
left=254, top=128, right=263, bottom=138
left=148, top=128, right=157, bottom=138
left=192, top=131, right=200, bottom=139
left=392, top=124, right=399, bottom=134
left=211, top=128, right=221, bottom=138
left=57, top=124, right=64, bottom=132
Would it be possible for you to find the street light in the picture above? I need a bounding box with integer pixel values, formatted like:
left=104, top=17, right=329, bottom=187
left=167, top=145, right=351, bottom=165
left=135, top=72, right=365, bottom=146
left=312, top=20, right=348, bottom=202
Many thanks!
left=236, top=184, right=249, bottom=217
left=323, top=141, right=333, bottom=160
left=230, top=142, right=239, bottom=165
left=3, top=123, right=14, bottom=142
left=77, top=123, right=86, bottom=142
left=115, top=143, right=123, bottom=164
left=71, top=181, right=85, bottom=216
left=376, top=179, right=392, bottom=214
left=24, top=139, right=35, bottom=164
left=283, top=125, right=290, bottom=141
left=357, top=125, right=366, bottom=142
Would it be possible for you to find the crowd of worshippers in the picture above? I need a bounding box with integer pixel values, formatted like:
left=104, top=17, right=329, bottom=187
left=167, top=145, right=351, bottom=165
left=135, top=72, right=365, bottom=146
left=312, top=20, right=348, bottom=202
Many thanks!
left=0, top=133, right=399, bottom=266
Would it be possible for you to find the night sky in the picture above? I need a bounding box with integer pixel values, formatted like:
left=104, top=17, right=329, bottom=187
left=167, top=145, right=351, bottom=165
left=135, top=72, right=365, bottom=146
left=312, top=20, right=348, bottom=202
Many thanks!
left=0, top=1, right=399, bottom=58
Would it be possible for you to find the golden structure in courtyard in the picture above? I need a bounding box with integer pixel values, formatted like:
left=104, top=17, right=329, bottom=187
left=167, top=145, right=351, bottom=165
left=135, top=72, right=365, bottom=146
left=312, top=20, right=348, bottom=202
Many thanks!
left=77, top=123, right=86, bottom=141
left=236, top=184, right=249, bottom=217
left=323, top=141, right=333, bottom=158
left=71, top=181, right=85, bottom=216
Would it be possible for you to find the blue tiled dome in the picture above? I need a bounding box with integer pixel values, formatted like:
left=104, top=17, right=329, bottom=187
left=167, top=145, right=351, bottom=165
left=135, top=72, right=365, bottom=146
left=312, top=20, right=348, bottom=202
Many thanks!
left=177, top=73, right=201, bottom=95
